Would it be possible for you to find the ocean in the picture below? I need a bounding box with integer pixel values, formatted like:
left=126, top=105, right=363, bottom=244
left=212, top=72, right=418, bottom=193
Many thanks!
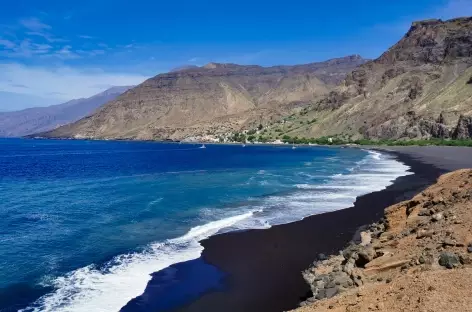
left=0, top=139, right=411, bottom=312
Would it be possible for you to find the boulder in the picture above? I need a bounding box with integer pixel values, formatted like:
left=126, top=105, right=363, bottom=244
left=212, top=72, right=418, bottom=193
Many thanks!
left=438, top=252, right=461, bottom=269
left=360, top=231, right=372, bottom=246
left=356, top=246, right=376, bottom=267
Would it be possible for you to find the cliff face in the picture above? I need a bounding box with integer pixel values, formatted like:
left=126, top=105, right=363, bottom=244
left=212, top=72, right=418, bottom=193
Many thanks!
left=38, top=56, right=367, bottom=140
left=290, top=17, right=472, bottom=140
left=0, top=86, right=131, bottom=138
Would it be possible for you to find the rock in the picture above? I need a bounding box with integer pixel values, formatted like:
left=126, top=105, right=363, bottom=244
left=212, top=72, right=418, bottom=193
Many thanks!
left=360, top=231, right=372, bottom=246
left=453, top=115, right=472, bottom=139
left=442, top=237, right=456, bottom=246
left=468, top=245, right=472, bottom=253
left=307, top=297, right=317, bottom=303
left=343, top=258, right=356, bottom=275
left=315, top=289, right=327, bottom=300
left=418, top=208, right=430, bottom=216
left=386, top=277, right=392, bottom=283
left=460, top=254, right=472, bottom=265
left=318, top=253, right=328, bottom=261
left=432, top=213, right=443, bottom=222
left=354, top=276, right=363, bottom=287
left=356, top=246, right=376, bottom=267
left=438, top=252, right=461, bottom=269
left=417, top=229, right=434, bottom=239
left=325, top=287, right=338, bottom=299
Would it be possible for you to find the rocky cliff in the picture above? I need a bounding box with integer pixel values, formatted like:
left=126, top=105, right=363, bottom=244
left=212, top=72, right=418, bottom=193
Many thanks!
left=38, top=56, right=367, bottom=140
left=288, top=17, right=472, bottom=140
left=1, top=86, right=131, bottom=137
left=294, top=169, right=472, bottom=312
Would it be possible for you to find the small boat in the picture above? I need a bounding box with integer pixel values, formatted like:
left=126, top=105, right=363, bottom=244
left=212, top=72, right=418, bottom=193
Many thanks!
left=242, top=144, right=246, bottom=147
left=292, top=145, right=296, bottom=150
left=199, top=144, right=206, bottom=149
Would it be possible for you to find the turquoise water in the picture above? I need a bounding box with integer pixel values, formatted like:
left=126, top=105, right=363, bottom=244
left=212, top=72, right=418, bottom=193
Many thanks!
left=0, top=139, right=410, bottom=311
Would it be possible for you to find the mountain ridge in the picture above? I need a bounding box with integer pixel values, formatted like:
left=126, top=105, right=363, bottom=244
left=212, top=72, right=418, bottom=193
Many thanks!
left=38, top=17, right=472, bottom=142
left=0, top=86, right=132, bottom=137
left=39, top=55, right=368, bottom=140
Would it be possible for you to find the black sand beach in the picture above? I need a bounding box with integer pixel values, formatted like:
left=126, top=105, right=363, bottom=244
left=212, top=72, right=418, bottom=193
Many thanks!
left=178, top=147, right=472, bottom=312
left=136, top=147, right=472, bottom=312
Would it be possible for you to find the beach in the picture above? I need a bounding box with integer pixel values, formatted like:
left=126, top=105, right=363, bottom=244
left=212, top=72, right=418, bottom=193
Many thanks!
left=162, top=146, right=471, bottom=312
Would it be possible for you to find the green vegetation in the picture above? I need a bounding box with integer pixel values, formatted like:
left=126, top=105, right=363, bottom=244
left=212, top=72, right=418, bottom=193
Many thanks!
left=231, top=132, right=246, bottom=143
left=280, top=135, right=472, bottom=147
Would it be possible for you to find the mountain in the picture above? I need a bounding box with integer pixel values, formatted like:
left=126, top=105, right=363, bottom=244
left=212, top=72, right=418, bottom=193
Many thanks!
left=170, top=65, right=200, bottom=72
left=283, top=17, right=472, bottom=140
left=0, top=86, right=132, bottom=137
left=38, top=56, right=368, bottom=140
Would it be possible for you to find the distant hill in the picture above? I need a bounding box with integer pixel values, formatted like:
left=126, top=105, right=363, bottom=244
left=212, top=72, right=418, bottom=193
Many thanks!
left=0, top=86, right=132, bottom=137
left=170, top=65, right=200, bottom=72
left=38, top=55, right=368, bottom=141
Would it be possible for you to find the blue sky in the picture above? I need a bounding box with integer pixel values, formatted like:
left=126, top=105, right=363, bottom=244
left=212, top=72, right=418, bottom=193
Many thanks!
left=0, top=0, right=471, bottom=110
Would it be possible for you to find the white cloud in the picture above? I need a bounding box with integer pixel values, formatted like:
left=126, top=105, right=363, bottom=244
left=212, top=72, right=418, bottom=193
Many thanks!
left=0, top=39, right=54, bottom=58
left=0, top=63, right=148, bottom=101
left=20, top=17, right=51, bottom=32
left=0, top=39, right=16, bottom=49
left=53, top=45, right=81, bottom=59
left=79, top=35, right=95, bottom=39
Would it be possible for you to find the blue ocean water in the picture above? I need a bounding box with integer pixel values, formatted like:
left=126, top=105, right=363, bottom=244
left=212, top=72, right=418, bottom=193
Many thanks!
left=0, top=139, right=411, bottom=312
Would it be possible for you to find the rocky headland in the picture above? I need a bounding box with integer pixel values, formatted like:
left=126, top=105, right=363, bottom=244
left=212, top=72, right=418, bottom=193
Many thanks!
left=295, top=169, right=472, bottom=312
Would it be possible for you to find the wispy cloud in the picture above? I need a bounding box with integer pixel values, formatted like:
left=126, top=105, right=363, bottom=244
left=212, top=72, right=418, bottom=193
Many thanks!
left=1, top=39, right=53, bottom=58
left=53, top=45, right=81, bottom=60
left=0, top=39, right=16, bottom=49
left=19, top=17, right=67, bottom=43
left=0, top=63, right=148, bottom=100
left=19, top=17, right=51, bottom=32
left=78, top=35, right=95, bottom=39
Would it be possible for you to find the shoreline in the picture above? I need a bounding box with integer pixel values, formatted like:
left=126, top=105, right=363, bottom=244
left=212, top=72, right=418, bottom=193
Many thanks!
left=122, top=147, right=472, bottom=312
left=173, top=150, right=445, bottom=312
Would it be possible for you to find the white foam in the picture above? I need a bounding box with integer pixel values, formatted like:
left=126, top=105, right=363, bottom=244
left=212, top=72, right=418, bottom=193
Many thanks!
left=23, top=149, right=412, bottom=312
left=22, top=212, right=254, bottom=312
left=247, top=149, right=412, bottom=226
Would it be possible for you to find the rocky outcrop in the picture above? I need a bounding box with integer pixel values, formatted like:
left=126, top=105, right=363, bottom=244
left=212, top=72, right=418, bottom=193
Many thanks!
left=453, top=115, right=472, bottom=139
left=289, top=17, right=472, bottom=140
left=296, top=169, right=472, bottom=312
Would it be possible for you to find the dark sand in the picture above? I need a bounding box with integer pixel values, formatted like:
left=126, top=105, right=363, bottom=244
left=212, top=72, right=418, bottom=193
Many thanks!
left=173, top=147, right=472, bottom=312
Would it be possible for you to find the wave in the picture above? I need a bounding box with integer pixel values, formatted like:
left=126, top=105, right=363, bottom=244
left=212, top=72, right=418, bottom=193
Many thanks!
left=21, top=212, right=255, bottom=312
left=22, top=149, right=412, bottom=312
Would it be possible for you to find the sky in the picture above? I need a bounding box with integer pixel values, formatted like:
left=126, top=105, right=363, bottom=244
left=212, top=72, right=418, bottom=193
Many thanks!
left=0, top=0, right=471, bottom=111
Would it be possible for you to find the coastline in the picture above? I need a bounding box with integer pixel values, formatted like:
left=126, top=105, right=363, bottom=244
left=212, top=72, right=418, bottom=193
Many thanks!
left=173, top=150, right=445, bottom=312
left=123, top=146, right=472, bottom=312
